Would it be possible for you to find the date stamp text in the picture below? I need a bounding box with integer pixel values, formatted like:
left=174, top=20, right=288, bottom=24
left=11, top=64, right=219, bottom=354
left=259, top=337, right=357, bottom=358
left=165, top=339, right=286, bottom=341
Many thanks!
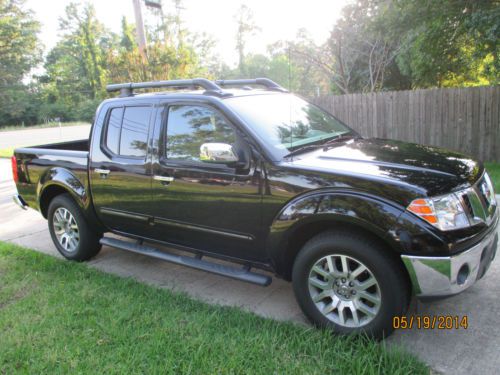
left=393, top=315, right=468, bottom=330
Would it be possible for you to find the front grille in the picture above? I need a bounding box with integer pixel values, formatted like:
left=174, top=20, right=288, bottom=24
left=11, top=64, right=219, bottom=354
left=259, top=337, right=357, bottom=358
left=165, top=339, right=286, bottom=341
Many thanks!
left=461, top=194, right=474, bottom=217
left=460, top=174, right=497, bottom=226
left=478, top=187, right=489, bottom=207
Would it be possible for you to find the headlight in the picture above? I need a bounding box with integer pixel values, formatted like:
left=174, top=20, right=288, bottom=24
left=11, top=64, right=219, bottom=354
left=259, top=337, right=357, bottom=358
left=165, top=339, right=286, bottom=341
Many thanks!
left=407, top=194, right=470, bottom=231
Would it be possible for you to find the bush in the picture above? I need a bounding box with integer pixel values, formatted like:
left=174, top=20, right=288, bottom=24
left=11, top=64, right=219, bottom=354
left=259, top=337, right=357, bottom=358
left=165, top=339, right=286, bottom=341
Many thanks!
left=38, top=101, right=74, bottom=123
left=74, top=99, right=101, bottom=123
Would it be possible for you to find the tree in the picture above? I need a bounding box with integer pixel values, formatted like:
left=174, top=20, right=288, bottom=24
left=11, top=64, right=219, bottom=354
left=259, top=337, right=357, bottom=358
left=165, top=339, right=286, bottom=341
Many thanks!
left=37, top=2, right=117, bottom=122
left=57, top=2, right=114, bottom=98
left=120, top=16, right=136, bottom=52
left=107, top=0, right=204, bottom=84
left=234, top=4, right=260, bottom=75
left=0, top=0, right=42, bottom=125
left=377, top=0, right=500, bottom=87
left=290, top=0, right=409, bottom=94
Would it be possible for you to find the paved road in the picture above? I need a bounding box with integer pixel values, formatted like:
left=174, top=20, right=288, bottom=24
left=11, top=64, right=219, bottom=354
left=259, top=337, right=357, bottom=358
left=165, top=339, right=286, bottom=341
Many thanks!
left=0, top=155, right=499, bottom=374
left=0, top=125, right=91, bottom=149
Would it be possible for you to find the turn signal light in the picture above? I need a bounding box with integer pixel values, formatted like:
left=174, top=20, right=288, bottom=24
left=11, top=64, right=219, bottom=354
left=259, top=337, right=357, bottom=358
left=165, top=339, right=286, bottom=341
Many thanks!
left=407, top=199, right=438, bottom=224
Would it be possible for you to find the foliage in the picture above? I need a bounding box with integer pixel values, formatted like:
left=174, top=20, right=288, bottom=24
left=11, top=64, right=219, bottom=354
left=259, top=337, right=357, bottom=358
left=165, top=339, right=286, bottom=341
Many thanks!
left=283, top=0, right=498, bottom=93
left=485, top=163, right=500, bottom=192
left=376, top=0, right=500, bottom=88
left=36, top=1, right=208, bottom=124
left=40, top=3, right=114, bottom=109
left=0, top=0, right=42, bottom=125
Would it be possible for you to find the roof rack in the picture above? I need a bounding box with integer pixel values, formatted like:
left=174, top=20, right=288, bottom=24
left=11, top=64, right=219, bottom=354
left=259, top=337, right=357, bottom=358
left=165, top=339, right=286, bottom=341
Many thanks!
left=105, top=77, right=288, bottom=97
left=106, top=78, right=228, bottom=98
left=215, top=78, right=288, bottom=92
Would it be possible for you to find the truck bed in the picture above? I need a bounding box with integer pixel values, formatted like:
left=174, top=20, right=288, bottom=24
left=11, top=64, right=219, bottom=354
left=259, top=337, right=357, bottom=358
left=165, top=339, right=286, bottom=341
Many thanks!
left=24, top=139, right=90, bottom=152
left=13, top=139, right=90, bottom=213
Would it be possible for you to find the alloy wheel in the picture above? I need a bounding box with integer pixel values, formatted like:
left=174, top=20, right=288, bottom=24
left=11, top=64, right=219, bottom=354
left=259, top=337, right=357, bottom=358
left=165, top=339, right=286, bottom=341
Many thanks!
left=308, top=254, right=381, bottom=328
left=52, top=207, right=80, bottom=252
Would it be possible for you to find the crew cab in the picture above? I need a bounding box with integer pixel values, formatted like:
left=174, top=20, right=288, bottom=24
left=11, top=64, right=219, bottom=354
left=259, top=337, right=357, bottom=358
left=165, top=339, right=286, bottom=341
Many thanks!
left=12, top=78, right=498, bottom=338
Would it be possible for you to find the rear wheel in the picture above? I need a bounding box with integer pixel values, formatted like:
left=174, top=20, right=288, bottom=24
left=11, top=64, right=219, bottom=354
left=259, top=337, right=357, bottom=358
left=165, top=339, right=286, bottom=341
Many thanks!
left=48, top=194, right=102, bottom=261
left=292, top=230, right=410, bottom=339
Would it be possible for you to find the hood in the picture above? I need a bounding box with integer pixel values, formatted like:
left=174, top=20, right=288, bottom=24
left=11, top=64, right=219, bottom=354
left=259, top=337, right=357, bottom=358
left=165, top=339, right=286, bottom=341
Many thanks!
left=283, top=138, right=483, bottom=197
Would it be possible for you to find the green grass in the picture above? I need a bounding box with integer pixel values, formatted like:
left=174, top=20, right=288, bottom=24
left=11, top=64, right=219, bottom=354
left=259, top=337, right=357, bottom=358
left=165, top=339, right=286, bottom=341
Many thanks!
left=0, top=242, right=428, bottom=374
left=0, top=147, right=15, bottom=158
left=0, top=121, right=89, bottom=132
left=485, top=162, right=500, bottom=192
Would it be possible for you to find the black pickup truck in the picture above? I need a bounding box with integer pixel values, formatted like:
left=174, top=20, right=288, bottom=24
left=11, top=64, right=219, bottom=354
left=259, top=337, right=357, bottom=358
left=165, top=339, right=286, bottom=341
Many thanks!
left=12, top=78, right=498, bottom=338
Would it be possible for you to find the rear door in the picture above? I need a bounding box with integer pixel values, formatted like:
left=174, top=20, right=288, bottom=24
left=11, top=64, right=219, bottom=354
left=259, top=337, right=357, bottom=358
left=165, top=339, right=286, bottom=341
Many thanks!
left=90, top=101, right=156, bottom=235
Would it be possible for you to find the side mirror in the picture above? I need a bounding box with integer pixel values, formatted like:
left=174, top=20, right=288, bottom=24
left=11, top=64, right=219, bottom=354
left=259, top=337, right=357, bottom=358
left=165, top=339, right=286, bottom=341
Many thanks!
left=200, top=143, right=239, bottom=164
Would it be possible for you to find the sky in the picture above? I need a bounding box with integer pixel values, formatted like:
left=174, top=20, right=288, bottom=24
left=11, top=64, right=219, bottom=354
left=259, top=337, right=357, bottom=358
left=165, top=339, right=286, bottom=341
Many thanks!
left=26, top=0, right=347, bottom=67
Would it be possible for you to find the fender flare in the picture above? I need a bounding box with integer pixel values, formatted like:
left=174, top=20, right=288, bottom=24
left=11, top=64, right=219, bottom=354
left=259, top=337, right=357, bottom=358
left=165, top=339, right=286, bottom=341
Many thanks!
left=37, top=167, right=88, bottom=218
left=266, top=189, right=406, bottom=277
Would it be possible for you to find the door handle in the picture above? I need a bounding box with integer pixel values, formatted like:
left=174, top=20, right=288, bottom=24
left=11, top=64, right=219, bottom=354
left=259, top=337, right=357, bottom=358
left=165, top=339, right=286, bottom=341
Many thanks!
left=153, top=175, right=174, bottom=185
left=95, top=168, right=111, bottom=177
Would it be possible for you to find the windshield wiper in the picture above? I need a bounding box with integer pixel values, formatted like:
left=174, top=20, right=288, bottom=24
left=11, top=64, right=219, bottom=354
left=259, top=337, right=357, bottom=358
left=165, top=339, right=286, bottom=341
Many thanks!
left=283, top=134, right=360, bottom=159
left=283, top=144, right=323, bottom=159
left=321, top=134, right=359, bottom=150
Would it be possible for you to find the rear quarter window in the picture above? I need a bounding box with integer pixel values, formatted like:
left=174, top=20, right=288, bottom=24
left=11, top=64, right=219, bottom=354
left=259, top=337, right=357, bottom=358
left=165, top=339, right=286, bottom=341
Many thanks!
left=120, top=106, right=151, bottom=157
left=104, top=105, right=152, bottom=158
left=105, top=107, right=123, bottom=155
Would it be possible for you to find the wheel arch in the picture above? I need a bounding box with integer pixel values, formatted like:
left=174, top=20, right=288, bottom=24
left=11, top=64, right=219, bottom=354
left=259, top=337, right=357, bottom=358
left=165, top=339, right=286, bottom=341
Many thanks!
left=37, top=167, right=87, bottom=218
left=39, top=184, right=75, bottom=218
left=37, top=167, right=104, bottom=232
left=266, top=191, right=407, bottom=281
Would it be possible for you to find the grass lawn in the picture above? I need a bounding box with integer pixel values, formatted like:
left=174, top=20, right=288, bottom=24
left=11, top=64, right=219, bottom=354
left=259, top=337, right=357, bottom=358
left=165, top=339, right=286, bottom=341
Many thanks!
left=0, top=242, right=428, bottom=374
left=0, top=147, right=15, bottom=158
left=485, top=162, right=500, bottom=192
left=0, top=121, right=89, bottom=132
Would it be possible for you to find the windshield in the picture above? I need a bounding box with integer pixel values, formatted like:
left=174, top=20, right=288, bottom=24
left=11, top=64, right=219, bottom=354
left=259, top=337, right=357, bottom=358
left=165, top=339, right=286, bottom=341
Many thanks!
left=225, top=94, right=355, bottom=159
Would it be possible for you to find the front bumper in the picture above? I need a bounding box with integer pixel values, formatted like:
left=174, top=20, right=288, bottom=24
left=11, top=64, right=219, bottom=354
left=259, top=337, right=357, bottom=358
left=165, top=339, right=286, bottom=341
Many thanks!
left=401, top=221, right=498, bottom=297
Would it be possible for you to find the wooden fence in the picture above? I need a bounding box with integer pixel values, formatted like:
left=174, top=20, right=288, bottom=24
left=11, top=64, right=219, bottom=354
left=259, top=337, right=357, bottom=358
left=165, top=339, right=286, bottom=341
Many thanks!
left=312, top=86, right=500, bottom=162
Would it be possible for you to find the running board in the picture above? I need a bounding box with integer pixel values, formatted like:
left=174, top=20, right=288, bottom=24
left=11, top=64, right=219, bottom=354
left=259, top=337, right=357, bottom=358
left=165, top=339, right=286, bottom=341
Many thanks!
left=100, top=237, right=272, bottom=287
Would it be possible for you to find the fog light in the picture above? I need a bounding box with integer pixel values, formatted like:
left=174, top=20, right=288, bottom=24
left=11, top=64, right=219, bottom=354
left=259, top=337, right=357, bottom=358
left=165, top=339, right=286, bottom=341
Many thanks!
left=457, top=264, right=470, bottom=285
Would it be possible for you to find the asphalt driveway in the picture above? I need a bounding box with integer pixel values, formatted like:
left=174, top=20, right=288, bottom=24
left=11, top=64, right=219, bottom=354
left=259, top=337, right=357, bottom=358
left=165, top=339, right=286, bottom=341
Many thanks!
left=1, top=154, right=499, bottom=374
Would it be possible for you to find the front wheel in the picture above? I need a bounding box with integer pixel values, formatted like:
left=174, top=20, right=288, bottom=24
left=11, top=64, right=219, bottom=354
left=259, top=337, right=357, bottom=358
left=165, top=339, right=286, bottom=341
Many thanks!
left=48, top=194, right=102, bottom=261
left=292, top=231, right=410, bottom=339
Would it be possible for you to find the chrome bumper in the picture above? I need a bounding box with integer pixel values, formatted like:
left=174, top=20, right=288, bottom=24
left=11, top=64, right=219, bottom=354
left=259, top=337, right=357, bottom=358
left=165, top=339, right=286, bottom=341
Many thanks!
left=401, top=223, right=498, bottom=297
left=12, top=194, right=28, bottom=210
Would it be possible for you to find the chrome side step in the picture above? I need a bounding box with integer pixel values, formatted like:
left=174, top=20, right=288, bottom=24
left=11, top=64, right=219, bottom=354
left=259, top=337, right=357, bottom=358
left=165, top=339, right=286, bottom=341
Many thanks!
left=100, top=237, right=272, bottom=287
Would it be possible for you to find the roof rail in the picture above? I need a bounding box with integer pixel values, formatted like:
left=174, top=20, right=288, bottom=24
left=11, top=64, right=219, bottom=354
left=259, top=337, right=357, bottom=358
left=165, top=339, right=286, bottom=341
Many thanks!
left=215, top=78, right=288, bottom=92
left=106, top=78, right=228, bottom=97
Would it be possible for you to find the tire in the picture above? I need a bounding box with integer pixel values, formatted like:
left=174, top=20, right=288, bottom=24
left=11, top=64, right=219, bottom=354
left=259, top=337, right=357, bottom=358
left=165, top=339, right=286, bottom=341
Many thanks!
left=292, top=230, right=410, bottom=339
left=48, top=194, right=102, bottom=261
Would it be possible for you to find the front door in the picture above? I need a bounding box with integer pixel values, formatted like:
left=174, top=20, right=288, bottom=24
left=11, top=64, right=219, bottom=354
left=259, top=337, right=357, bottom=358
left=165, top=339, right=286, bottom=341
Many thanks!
left=90, top=102, right=155, bottom=235
left=147, top=103, right=264, bottom=261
